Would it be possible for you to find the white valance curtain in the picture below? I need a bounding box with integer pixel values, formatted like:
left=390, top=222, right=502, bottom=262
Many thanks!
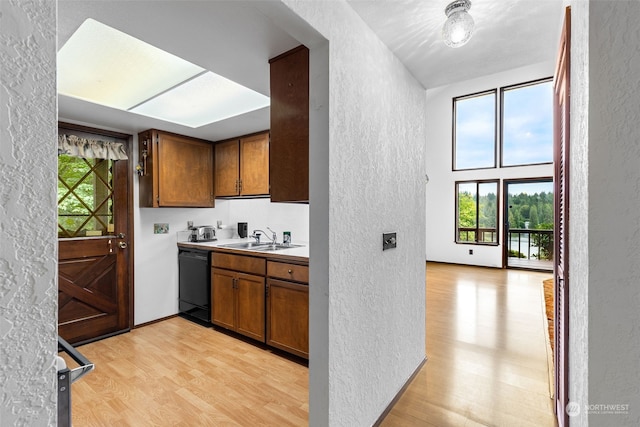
left=58, top=134, right=128, bottom=160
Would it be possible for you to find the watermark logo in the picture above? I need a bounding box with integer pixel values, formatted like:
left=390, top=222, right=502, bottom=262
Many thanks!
left=566, top=401, right=580, bottom=417
left=586, top=404, right=630, bottom=415
left=566, top=401, right=630, bottom=417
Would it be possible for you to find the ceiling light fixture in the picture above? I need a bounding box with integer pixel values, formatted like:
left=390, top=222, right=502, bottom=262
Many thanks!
left=442, top=0, right=475, bottom=48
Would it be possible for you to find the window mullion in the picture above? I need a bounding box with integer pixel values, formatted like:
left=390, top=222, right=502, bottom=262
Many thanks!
left=475, top=182, right=480, bottom=243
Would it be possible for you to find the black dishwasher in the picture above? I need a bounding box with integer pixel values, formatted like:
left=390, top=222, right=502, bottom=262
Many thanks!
left=178, top=248, right=211, bottom=323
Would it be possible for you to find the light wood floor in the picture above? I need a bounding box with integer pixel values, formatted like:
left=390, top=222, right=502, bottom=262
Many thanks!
left=381, top=263, right=556, bottom=427
left=60, top=318, right=308, bottom=426
left=61, top=262, right=555, bottom=426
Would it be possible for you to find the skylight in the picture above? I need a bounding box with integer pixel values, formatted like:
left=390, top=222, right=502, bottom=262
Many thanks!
left=131, top=72, right=270, bottom=128
left=58, top=18, right=269, bottom=128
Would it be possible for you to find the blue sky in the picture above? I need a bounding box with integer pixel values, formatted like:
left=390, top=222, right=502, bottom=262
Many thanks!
left=455, top=80, right=553, bottom=169
left=502, top=81, right=553, bottom=166
left=455, top=92, right=495, bottom=169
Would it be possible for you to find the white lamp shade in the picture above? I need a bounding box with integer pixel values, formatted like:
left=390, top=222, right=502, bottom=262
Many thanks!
left=442, top=2, right=475, bottom=48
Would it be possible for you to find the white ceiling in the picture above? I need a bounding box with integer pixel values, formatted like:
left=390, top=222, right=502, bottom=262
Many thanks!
left=348, top=0, right=565, bottom=88
left=58, top=0, right=565, bottom=141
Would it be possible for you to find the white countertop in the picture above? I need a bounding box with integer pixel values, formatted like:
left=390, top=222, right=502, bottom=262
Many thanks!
left=177, top=237, right=309, bottom=263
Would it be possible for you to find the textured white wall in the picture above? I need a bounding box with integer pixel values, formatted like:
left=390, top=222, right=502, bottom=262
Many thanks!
left=425, top=63, right=555, bottom=268
left=0, top=1, right=58, bottom=425
left=586, top=1, right=640, bottom=425
left=281, top=1, right=427, bottom=426
left=134, top=204, right=223, bottom=325
left=568, top=1, right=590, bottom=424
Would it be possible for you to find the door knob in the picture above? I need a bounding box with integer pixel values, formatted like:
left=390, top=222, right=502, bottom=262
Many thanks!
left=118, top=241, right=128, bottom=249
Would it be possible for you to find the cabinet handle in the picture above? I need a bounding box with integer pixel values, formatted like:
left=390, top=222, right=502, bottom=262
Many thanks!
left=288, top=269, right=293, bottom=274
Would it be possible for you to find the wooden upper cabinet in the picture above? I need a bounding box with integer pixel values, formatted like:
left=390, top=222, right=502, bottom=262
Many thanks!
left=215, top=139, right=241, bottom=197
left=215, top=131, right=269, bottom=198
left=138, top=129, right=214, bottom=207
left=269, top=45, right=309, bottom=203
left=241, top=132, right=270, bottom=195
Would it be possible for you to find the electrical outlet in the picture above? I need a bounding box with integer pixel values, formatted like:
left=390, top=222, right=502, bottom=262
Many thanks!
left=154, top=223, right=169, bottom=234
left=469, top=249, right=473, bottom=255
left=187, top=221, right=193, bottom=229
left=383, top=232, right=397, bottom=251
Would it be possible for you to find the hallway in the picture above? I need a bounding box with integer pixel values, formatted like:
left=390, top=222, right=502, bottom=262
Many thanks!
left=381, top=262, right=556, bottom=426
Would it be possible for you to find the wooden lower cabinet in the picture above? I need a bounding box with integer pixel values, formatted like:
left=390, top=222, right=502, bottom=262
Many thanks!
left=211, top=268, right=235, bottom=330
left=266, top=260, right=309, bottom=359
left=211, top=251, right=308, bottom=358
left=267, top=279, right=309, bottom=359
left=211, top=267, right=265, bottom=342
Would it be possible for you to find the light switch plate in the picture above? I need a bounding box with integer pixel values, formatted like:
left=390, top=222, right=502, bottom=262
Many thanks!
left=154, top=223, right=169, bottom=234
left=383, top=232, right=397, bottom=251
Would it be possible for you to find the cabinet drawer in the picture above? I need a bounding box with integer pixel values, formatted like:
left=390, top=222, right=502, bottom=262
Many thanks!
left=212, top=252, right=265, bottom=275
left=267, top=261, right=309, bottom=283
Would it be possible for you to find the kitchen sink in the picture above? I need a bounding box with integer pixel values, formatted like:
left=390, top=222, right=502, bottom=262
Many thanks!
left=218, top=242, right=304, bottom=251
left=218, top=242, right=270, bottom=250
left=254, top=243, right=305, bottom=251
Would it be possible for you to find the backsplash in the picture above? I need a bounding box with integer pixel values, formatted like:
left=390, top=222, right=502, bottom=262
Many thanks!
left=226, top=198, right=309, bottom=243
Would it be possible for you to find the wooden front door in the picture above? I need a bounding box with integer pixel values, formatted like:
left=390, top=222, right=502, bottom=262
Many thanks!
left=58, top=123, right=132, bottom=345
left=553, top=7, right=571, bottom=426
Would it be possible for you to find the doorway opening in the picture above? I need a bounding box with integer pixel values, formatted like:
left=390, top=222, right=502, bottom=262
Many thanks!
left=504, top=179, right=554, bottom=271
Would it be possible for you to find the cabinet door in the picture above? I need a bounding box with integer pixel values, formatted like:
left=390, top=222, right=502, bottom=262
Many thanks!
left=211, top=268, right=235, bottom=330
left=215, top=139, right=240, bottom=197
left=235, top=273, right=265, bottom=342
left=269, top=46, right=309, bottom=203
left=240, top=132, right=269, bottom=196
left=267, top=279, right=309, bottom=358
left=157, top=132, right=214, bottom=207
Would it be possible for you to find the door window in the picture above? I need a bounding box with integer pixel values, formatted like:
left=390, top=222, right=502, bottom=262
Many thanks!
left=58, top=155, right=114, bottom=238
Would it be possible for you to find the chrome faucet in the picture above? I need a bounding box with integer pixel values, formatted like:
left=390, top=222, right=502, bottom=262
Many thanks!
left=250, top=231, right=262, bottom=244
left=251, top=227, right=277, bottom=245
left=267, top=227, right=277, bottom=244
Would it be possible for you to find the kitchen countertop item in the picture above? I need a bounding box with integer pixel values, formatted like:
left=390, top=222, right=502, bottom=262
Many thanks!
left=189, top=225, right=216, bottom=242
